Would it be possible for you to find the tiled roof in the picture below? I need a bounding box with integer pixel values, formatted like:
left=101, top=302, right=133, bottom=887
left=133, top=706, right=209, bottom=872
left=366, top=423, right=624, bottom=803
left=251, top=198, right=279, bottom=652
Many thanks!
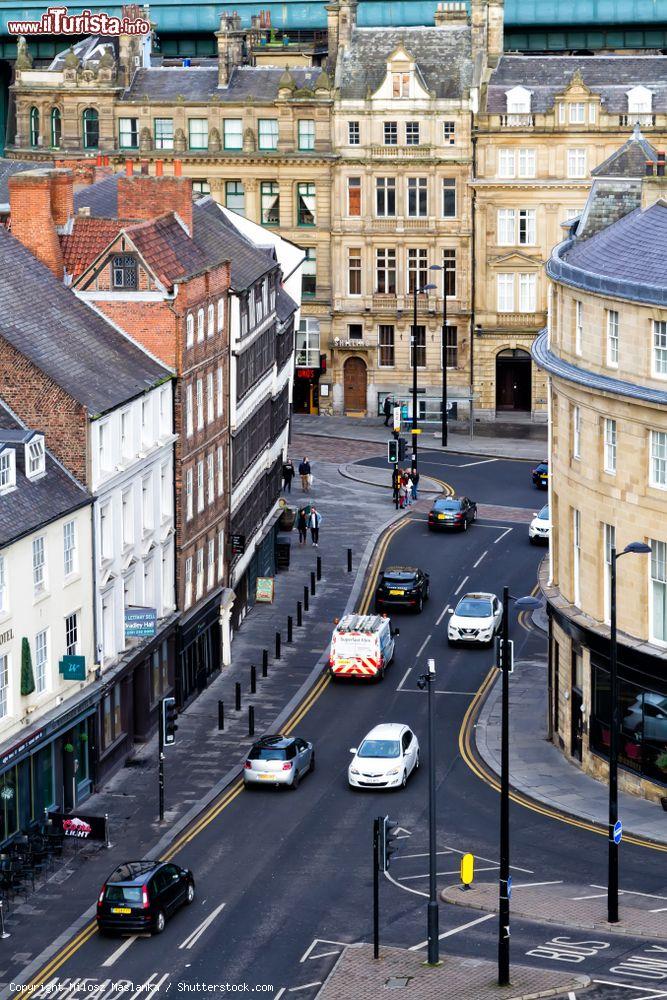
left=128, top=215, right=209, bottom=284
left=61, top=217, right=123, bottom=279
left=591, top=128, right=658, bottom=178
left=123, top=65, right=323, bottom=103
left=486, top=55, right=667, bottom=114
left=73, top=174, right=120, bottom=217
left=0, top=402, right=91, bottom=547
left=576, top=179, right=643, bottom=241
left=0, top=227, right=170, bottom=416
left=337, top=26, right=472, bottom=100
left=276, top=285, right=298, bottom=323
left=192, top=198, right=277, bottom=290
left=0, top=157, right=54, bottom=207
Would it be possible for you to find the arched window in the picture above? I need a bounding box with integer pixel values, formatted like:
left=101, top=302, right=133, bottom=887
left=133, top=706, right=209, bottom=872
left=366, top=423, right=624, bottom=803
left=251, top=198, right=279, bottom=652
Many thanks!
left=82, top=107, right=99, bottom=149
left=197, top=308, right=204, bottom=342
left=186, top=314, right=194, bottom=348
left=29, top=107, right=40, bottom=147
left=207, top=303, right=214, bottom=338
left=50, top=107, right=61, bottom=148
left=217, top=298, right=225, bottom=333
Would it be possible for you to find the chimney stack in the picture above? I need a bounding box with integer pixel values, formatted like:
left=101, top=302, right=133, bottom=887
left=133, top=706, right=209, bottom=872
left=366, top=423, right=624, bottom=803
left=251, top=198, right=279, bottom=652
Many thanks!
left=117, top=174, right=193, bottom=235
left=8, top=169, right=71, bottom=279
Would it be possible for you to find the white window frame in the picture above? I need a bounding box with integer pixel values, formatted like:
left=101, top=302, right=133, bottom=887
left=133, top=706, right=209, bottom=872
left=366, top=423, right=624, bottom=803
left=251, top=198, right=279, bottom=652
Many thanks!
left=650, top=539, right=667, bottom=645
left=217, top=444, right=224, bottom=496
left=569, top=102, right=586, bottom=123
left=184, top=556, right=193, bottom=609
left=575, top=300, right=583, bottom=356
left=650, top=430, right=667, bottom=490
left=217, top=529, right=224, bottom=581
left=63, top=520, right=77, bottom=577
left=217, top=298, right=225, bottom=333
left=27, top=436, right=45, bottom=479
left=0, top=450, right=16, bottom=493
left=207, top=538, right=215, bottom=590
left=33, top=535, right=47, bottom=596
left=186, top=384, right=194, bottom=438
left=186, top=467, right=193, bottom=521
left=0, top=653, right=8, bottom=718
left=607, top=309, right=619, bottom=368
left=207, top=303, right=215, bottom=338
left=207, top=453, right=214, bottom=506
left=186, top=314, right=194, bottom=348
left=603, top=523, right=616, bottom=625
left=197, top=308, right=205, bottom=343
left=567, top=148, right=587, bottom=179
left=196, top=548, right=204, bottom=599
left=217, top=366, right=223, bottom=417
left=35, top=627, right=49, bottom=693
left=573, top=509, right=581, bottom=607
left=496, top=273, right=515, bottom=313
left=572, top=405, right=581, bottom=460
left=603, top=418, right=617, bottom=475
left=518, top=272, right=536, bottom=313
left=652, top=320, right=667, bottom=377
left=196, top=379, right=204, bottom=430
left=207, top=372, right=214, bottom=425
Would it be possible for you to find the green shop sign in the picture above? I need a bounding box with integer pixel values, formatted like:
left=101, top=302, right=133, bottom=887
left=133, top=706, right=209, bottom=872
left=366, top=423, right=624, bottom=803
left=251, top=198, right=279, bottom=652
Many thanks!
left=59, top=655, right=86, bottom=681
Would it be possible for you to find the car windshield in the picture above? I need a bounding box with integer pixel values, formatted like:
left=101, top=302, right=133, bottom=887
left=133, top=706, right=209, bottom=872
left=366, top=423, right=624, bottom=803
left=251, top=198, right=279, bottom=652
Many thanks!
left=538, top=506, right=549, bottom=519
left=249, top=746, right=287, bottom=760
left=105, top=885, right=143, bottom=903
left=436, top=500, right=461, bottom=511
left=358, top=739, right=400, bottom=758
left=456, top=599, right=493, bottom=618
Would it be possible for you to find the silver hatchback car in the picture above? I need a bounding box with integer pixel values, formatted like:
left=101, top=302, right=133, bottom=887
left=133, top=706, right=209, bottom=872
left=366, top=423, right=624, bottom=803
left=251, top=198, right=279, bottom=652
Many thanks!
left=243, top=734, right=314, bottom=789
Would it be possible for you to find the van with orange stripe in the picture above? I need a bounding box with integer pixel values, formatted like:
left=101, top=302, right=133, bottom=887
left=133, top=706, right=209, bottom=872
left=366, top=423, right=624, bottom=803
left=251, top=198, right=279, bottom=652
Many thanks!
left=329, top=614, right=398, bottom=682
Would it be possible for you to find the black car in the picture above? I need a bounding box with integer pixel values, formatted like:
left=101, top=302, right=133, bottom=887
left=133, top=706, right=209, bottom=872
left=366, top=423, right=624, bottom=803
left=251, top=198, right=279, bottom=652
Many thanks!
left=428, top=496, right=477, bottom=532
left=97, top=861, right=194, bottom=935
left=375, top=566, right=430, bottom=613
left=532, top=462, right=549, bottom=489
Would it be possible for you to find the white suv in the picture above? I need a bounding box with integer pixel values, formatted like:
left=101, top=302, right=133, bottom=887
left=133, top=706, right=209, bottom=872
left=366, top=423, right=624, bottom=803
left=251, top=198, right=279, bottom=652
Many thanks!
left=448, top=592, right=502, bottom=647
left=529, top=505, right=550, bottom=545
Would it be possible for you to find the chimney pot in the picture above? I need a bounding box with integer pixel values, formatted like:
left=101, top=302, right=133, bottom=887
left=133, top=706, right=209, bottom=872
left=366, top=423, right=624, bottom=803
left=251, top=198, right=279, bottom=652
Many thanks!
left=125, top=159, right=134, bottom=176
left=658, top=161, right=665, bottom=177
left=646, top=160, right=655, bottom=176
left=174, top=160, right=183, bottom=177
left=658, top=150, right=666, bottom=161
left=103, top=155, right=109, bottom=166
left=96, top=154, right=102, bottom=167
left=155, top=160, right=164, bottom=177
left=140, top=159, right=149, bottom=175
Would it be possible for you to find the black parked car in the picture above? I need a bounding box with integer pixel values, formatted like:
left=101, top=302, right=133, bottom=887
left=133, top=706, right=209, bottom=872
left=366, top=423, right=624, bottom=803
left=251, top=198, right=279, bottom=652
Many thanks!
left=531, top=462, right=549, bottom=489
left=428, top=496, right=477, bottom=532
left=375, top=566, right=430, bottom=613
left=97, top=861, right=194, bottom=935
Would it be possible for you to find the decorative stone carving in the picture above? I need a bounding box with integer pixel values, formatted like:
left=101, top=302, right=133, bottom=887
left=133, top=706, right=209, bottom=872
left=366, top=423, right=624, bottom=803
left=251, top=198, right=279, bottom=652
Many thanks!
left=278, top=69, right=296, bottom=99
left=243, top=126, right=256, bottom=153
left=314, top=68, right=331, bottom=94
left=64, top=46, right=80, bottom=69
left=139, top=126, right=153, bottom=151
left=15, top=37, right=33, bottom=72
left=174, top=127, right=186, bottom=152
left=209, top=126, right=221, bottom=152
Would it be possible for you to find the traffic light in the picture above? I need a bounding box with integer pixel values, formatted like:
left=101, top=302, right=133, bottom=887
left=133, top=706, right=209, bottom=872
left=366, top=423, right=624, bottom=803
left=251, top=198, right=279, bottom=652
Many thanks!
left=387, top=439, right=399, bottom=464
left=495, top=637, right=514, bottom=674
left=162, top=696, right=178, bottom=746
left=398, top=437, right=407, bottom=461
left=378, top=815, right=399, bottom=872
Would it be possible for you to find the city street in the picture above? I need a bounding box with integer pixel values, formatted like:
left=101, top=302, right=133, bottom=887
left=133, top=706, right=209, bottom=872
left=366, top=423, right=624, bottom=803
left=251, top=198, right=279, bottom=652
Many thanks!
left=23, top=451, right=667, bottom=999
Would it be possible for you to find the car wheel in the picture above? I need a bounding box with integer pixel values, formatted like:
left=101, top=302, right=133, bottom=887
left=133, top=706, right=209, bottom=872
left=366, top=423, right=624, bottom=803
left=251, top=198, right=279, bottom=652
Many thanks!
left=415, top=596, right=423, bottom=614
left=415, top=750, right=420, bottom=770
left=291, top=770, right=300, bottom=790
left=463, top=518, right=468, bottom=532
left=473, top=509, right=477, bottom=521
left=309, top=752, right=315, bottom=773
left=186, top=882, right=195, bottom=905
left=154, top=910, right=166, bottom=935
left=425, top=585, right=430, bottom=601
left=401, top=770, right=408, bottom=788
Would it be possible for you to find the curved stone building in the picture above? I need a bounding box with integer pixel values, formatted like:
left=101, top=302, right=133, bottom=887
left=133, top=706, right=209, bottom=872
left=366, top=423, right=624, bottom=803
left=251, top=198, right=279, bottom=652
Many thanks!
left=534, top=132, right=667, bottom=802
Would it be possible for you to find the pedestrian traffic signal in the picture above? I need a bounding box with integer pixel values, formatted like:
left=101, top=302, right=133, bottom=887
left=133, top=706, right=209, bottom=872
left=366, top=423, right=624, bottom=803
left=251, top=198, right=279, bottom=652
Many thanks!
left=398, top=437, right=407, bottom=461
left=162, top=696, right=178, bottom=746
left=378, top=815, right=400, bottom=872
left=495, top=637, right=514, bottom=674
left=387, top=439, right=399, bottom=464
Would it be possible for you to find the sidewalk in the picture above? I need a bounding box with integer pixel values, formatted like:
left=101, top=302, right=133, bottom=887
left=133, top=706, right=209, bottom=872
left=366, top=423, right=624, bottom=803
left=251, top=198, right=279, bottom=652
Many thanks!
left=293, top=414, right=547, bottom=462
left=475, top=649, right=667, bottom=845
left=7, top=448, right=408, bottom=990
left=339, top=462, right=443, bottom=495
left=315, top=943, right=589, bottom=1000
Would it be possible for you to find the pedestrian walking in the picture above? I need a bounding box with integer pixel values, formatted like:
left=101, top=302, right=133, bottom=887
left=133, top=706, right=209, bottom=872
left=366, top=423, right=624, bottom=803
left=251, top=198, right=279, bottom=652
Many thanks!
left=298, top=457, right=311, bottom=492
left=404, top=472, right=413, bottom=505
left=297, top=507, right=308, bottom=545
left=383, top=396, right=392, bottom=427
left=308, top=506, right=322, bottom=546
left=282, top=458, right=295, bottom=493
left=411, top=468, right=420, bottom=501
left=398, top=480, right=407, bottom=509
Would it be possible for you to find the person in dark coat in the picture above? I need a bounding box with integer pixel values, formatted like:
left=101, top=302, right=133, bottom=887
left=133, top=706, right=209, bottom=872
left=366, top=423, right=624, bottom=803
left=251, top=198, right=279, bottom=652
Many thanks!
left=298, top=457, right=311, bottom=492
left=411, top=468, right=420, bottom=501
left=383, top=396, right=393, bottom=426
left=297, top=507, right=308, bottom=545
left=282, top=458, right=295, bottom=493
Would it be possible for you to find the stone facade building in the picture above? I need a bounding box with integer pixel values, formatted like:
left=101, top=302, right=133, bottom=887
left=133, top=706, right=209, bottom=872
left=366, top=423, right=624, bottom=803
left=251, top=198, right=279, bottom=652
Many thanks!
left=534, top=134, right=667, bottom=802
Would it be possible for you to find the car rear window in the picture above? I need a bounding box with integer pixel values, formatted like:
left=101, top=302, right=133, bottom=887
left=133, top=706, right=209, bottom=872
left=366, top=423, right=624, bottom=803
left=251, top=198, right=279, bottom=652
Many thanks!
left=383, top=573, right=415, bottom=584
left=105, top=885, right=143, bottom=903
left=249, top=745, right=288, bottom=760
left=436, top=500, right=461, bottom=511
left=456, top=599, right=492, bottom=617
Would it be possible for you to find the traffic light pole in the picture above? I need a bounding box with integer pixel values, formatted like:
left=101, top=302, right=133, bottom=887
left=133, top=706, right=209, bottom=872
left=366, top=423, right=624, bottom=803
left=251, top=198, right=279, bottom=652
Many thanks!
left=158, top=699, right=165, bottom=823
left=373, top=817, right=380, bottom=960
left=498, top=586, right=510, bottom=986
left=426, top=659, right=439, bottom=965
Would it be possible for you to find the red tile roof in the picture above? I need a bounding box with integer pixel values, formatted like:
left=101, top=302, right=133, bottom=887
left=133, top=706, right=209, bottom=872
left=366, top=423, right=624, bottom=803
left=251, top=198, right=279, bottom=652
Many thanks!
left=126, top=215, right=208, bottom=286
left=61, top=217, right=123, bottom=279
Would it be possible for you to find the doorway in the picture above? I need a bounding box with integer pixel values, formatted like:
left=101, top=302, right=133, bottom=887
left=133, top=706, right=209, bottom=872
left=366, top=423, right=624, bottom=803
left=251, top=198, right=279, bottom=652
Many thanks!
left=495, top=349, right=532, bottom=412
left=343, top=356, right=367, bottom=413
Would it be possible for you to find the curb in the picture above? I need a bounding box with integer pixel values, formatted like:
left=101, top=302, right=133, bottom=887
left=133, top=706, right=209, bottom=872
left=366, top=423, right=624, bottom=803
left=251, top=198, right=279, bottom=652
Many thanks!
left=439, top=883, right=667, bottom=941
left=338, top=462, right=443, bottom=495
left=13, top=502, right=408, bottom=990
left=294, top=427, right=545, bottom=463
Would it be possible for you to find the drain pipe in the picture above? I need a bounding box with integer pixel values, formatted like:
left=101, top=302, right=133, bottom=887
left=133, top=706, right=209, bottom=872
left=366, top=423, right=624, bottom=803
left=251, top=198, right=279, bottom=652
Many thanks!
left=469, top=119, right=477, bottom=440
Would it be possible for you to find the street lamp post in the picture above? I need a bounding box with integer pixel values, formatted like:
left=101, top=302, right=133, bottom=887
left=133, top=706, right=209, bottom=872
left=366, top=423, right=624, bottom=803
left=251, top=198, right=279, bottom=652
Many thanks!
left=608, top=541, right=651, bottom=924
left=418, top=657, right=439, bottom=965
left=411, top=281, right=437, bottom=479
left=428, top=264, right=448, bottom=447
left=498, top=589, right=541, bottom=987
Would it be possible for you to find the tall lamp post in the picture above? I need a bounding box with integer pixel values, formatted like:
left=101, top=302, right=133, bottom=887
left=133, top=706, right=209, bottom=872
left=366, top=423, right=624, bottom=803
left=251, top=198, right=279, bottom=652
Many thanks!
left=417, top=657, right=439, bottom=965
left=608, top=541, right=651, bottom=923
left=428, top=262, right=450, bottom=447
left=411, top=280, right=437, bottom=479
left=498, top=588, right=541, bottom=987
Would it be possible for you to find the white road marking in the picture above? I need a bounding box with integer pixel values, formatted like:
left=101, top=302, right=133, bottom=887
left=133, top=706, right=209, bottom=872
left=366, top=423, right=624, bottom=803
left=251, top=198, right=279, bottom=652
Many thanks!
left=409, top=912, right=495, bottom=951
left=288, top=983, right=322, bottom=992
left=454, top=576, right=469, bottom=596
left=178, top=900, right=226, bottom=950
left=300, top=938, right=358, bottom=963
left=396, top=850, right=455, bottom=859
left=514, top=880, right=563, bottom=889
left=651, top=908, right=667, bottom=914
left=437, top=843, right=534, bottom=874
left=102, top=934, right=138, bottom=967
left=590, top=884, right=667, bottom=901
left=570, top=893, right=607, bottom=901
left=593, top=979, right=667, bottom=997
left=415, top=633, right=432, bottom=658
left=473, top=550, right=488, bottom=568
left=399, top=865, right=499, bottom=881
left=493, top=526, right=513, bottom=544
left=396, top=688, right=478, bottom=695
left=384, top=868, right=429, bottom=898
left=568, top=993, right=577, bottom=1000
left=435, top=603, right=450, bottom=626
left=274, top=990, right=286, bottom=999
left=397, top=667, right=412, bottom=691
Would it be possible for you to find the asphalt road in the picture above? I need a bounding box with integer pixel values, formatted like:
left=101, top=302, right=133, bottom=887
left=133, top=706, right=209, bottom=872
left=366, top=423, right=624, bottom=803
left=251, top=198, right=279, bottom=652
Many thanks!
left=29, top=455, right=667, bottom=1000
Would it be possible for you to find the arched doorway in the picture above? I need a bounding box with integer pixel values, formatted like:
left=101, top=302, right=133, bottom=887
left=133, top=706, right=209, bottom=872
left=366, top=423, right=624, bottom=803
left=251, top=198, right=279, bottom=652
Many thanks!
left=496, top=348, right=532, bottom=412
left=343, top=356, right=367, bottom=413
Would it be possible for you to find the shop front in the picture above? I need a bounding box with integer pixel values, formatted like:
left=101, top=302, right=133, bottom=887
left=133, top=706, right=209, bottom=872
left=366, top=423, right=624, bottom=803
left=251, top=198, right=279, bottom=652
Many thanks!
left=294, top=318, right=324, bottom=414
left=176, top=590, right=224, bottom=708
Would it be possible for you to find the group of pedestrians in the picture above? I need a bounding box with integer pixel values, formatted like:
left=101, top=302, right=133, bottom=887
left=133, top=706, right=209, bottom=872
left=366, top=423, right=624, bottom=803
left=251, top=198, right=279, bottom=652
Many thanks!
left=392, top=467, right=419, bottom=508
left=282, top=456, right=314, bottom=494
left=282, top=456, right=322, bottom=545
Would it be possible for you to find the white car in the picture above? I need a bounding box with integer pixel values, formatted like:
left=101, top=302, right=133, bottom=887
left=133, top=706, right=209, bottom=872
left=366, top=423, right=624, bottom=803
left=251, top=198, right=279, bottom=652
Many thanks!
left=529, top=505, right=550, bottom=545
left=447, top=592, right=502, bottom=647
left=348, top=723, right=419, bottom=790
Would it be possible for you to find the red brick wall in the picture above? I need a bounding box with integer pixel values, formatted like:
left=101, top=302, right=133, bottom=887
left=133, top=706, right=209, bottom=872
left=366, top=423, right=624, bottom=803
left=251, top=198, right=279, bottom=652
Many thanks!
left=9, top=171, right=64, bottom=279
left=0, top=337, right=88, bottom=483
left=97, top=300, right=178, bottom=368
left=50, top=170, right=74, bottom=226
left=117, top=176, right=193, bottom=234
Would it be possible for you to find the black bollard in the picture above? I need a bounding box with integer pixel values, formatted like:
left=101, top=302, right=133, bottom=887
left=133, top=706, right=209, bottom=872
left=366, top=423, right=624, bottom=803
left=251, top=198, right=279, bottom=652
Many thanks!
left=304, top=585, right=309, bottom=612
left=250, top=664, right=256, bottom=694
left=297, top=600, right=303, bottom=627
left=218, top=700, right=224, bottom=731
left=248, top=706, right=255, bottom=737
left=347, top=547, right=353, bottom=573
left=287, top=615, right=293, bottom=643
left=310, top=571, right=316, bottom=596
left=235, top=682, right=241, bottom=712
left=262, top=648, right=268, bottom=677
left=316, top=556, right=322, bottom=581
left=275, top=631, right=281, bottom=660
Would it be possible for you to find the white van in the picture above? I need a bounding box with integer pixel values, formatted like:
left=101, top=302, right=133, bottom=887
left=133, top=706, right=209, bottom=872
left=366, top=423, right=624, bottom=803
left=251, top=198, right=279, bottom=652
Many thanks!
left=328, top=614, right=398, bottom=682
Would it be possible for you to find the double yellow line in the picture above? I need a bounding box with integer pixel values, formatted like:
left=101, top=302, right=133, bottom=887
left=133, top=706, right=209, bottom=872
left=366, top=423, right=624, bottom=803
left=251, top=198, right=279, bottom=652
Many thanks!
left=23, top=509, right=415, bottom=990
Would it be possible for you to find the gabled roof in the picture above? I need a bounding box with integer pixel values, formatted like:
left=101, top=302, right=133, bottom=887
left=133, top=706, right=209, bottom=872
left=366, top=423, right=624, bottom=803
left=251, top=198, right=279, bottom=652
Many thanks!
left=192, top=198, right=277, bottom=290
left=128, top=215, right=209, bottom=284
left=61, top=217, right=123, bottom=279
left=0, top=401, right=91, bottom=548
left=0, top=227, right=170, bottom=416
left=337, top=26, right=472, bottom=100
left=591, top=127, right=657, bottom=178
left=486, top=55, right=667, bottom=114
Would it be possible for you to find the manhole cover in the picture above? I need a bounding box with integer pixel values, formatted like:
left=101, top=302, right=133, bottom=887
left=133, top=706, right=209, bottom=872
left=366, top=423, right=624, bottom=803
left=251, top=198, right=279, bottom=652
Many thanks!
left=386, top=977, right=411, bottom=990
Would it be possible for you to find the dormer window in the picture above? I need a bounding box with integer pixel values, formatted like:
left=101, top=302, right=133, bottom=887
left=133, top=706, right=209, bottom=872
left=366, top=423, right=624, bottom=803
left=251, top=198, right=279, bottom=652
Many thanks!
left=504, top=87, right=532, bottom=125
left=26, top=436, right=45, bottom=480
left=0, top=449, right=16, bottom=493
left=392, top=73, right=410, bottom=98
left=112, top=254, right=137, bottom=289
left=627, top=86, right=653, bottom=124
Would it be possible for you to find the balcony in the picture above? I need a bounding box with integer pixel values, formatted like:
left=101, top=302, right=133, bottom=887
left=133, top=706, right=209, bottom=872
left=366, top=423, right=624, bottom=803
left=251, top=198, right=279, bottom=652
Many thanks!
left=497, top=311, right=543, bottom=327
left=372, top=294, right=397, bottom=311
left=619, top=114, right=655, bottom=127
left=370, top=145, right=433, bottom=158
left=500, top=114, right=535, bottom=127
